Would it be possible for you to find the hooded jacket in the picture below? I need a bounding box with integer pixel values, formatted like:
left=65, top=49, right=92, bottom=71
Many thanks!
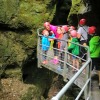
left=89, top=36, right=100, bottom=58
left=42, top=34, right=55, bottom=51
left=68, top=38, right=79, bottom=55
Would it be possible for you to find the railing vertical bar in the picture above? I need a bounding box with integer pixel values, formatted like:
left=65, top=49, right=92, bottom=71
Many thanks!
left=84, top=47, right=91, bottom=100
left=75, top=79, right=90, bottom=100
left=63, top=42, right=68, bottom=81
left=87, top=47, right=92, bottom=100
left=37, top=28, right=42, bottom=68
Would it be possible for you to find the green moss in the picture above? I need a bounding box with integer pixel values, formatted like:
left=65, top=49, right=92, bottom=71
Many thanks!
left=72, top=0, right=81, bottom=5
left=0, top=0, right=56, bottom=29
left=20, top=33, right=37, bottom=48
left=68, top=0, right=81, bottom=15
left=0, top=32, right=27, bottom=66
left=67, top=0, right=86, bottom=24
left=21, top=86, right=45, bottom=100
left=5, top=68, right=22, bottom=78
left=0, top=0, right=19, bottom=23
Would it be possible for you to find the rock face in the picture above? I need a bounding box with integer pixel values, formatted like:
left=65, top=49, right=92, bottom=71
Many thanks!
left=1, top=0, right=100, bottom=67
left=0, top=0, right=56, bottom=29
left=0, top=1, right=64, bottom=99
left=68, top=0, right=100, bottom=34
left=0, top=0, right=100, bottom=99
left=0, top=0, right=71, bottom=73
left=0, top=0, right=56, bottom=68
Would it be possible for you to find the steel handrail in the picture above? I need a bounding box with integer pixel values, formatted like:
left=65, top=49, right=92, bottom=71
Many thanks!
left=75, top=78, right=90, bottom=100
left=37, top=27, right=91, bottom=100
left=51, top=58, right=91, bottom=100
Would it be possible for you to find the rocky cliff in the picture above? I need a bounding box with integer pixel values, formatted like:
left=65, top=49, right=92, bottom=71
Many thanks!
left=0, top=0, right=100, bottom=100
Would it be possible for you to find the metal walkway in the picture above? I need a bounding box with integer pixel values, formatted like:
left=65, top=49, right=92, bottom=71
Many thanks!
left=37, top=28, right=100, bottom=100
left=91, top=75, right=100, bottom=100
left=39, top=50, right=86, bottom=89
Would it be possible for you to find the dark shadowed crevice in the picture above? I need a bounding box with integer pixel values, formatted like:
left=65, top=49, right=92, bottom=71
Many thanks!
left=51, top=0, right=71, bottom=25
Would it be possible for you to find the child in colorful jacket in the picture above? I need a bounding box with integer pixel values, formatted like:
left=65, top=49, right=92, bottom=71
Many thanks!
left=58, top=25, right=69, bottom=69
left=42, top=30, right=55, bottom=64
left=68, top=30, right=80, bottom=72
left=88, top=26, right=100, bottom=89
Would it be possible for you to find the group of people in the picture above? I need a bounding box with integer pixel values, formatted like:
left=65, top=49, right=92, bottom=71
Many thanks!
left=41, top=18, right=100, bottom=88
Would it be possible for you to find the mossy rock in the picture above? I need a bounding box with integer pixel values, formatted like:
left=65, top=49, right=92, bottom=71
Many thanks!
left=21, top=86, right=45, bottom=100
left=0, top=0, right=19, bottom=23
left=0, top=0, right=56, bottom=29
left=67, top=0, right=87, bottom=25
left=5, top=68, right=22, bottom=79
left=0, top=31, right=27, bottom=66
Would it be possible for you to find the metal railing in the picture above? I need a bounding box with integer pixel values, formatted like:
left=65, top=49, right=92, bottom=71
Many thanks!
left=51, top=58, right=91, bottom=100
left=37, top=27, right=92, bottom=100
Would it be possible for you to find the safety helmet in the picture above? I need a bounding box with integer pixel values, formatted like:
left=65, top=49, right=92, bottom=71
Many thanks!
left=43, top=22, right=50, bottom=27
left=70, top=30, right=77, bottom=37
left=70, top=26, right=75, bottom=30
left=69, top=26, right=75, bottom=32
left=62, top=25, right=69, bottom=32
left=88, top=26, right=96, bottom=34
left=79, top=18, right=86, bottom=25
